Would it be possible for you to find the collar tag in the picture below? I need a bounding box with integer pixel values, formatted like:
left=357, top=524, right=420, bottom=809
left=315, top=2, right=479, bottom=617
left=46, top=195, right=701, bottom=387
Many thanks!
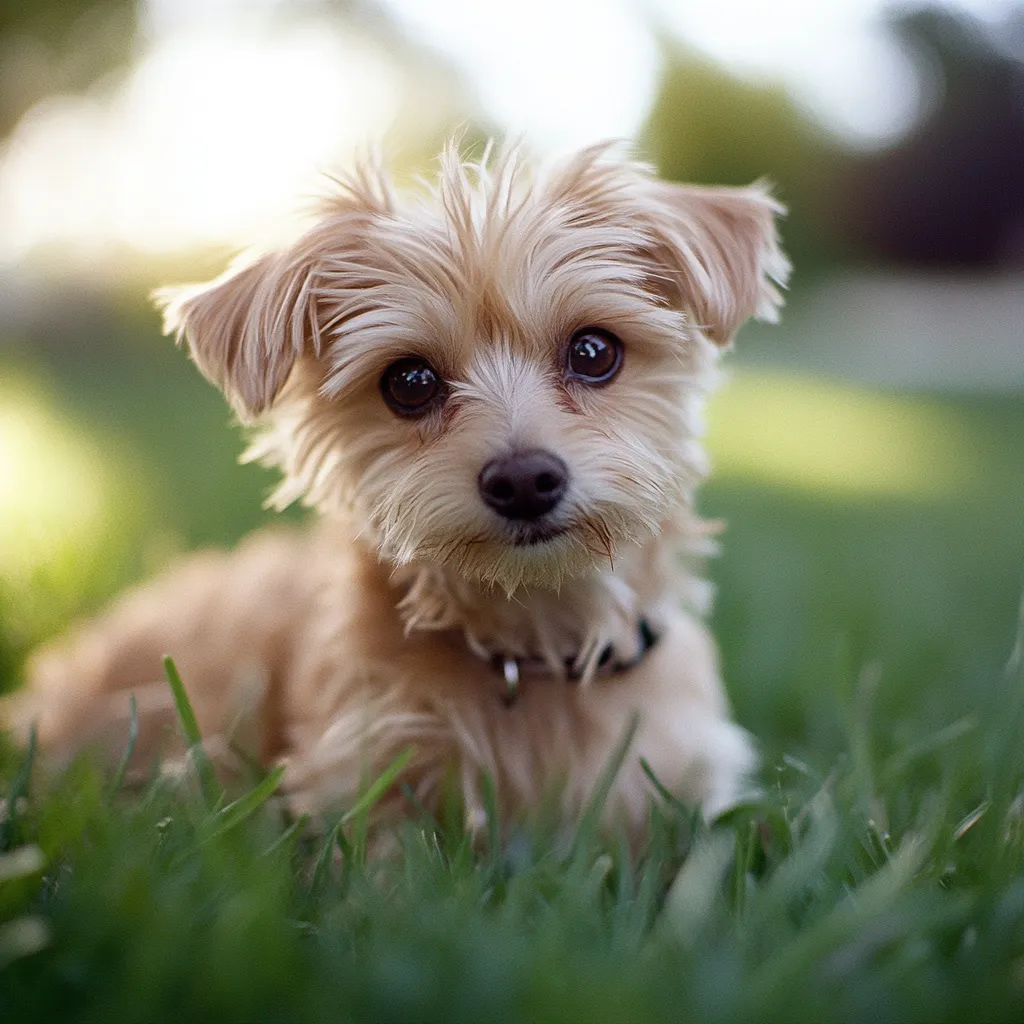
left=487, top=617, right=660, bottom=707
left=500, top=657, right=521, bottom=708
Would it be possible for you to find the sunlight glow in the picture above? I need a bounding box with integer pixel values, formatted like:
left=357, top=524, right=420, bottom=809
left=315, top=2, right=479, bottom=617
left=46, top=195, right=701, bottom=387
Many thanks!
left=0, top=390, right=113, bottom=586
left=378, top=0, right=658, bottom=152
left=0, top=23, right=402, bottom=264
left=707, top=372, right=978, bottom=500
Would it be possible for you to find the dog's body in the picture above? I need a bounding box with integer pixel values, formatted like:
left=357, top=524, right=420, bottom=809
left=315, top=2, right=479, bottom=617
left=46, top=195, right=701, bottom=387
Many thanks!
left=8, top=142, right=787, bottom=831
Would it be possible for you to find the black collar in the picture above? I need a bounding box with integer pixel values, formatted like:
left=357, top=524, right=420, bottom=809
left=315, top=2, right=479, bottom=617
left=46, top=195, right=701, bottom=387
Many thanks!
left=486, top=616, right=660, bottom=708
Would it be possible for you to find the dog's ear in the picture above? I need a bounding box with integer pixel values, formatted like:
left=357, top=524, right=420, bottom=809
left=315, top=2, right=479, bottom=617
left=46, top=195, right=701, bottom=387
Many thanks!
left=153, top=248, right=322, bottom=420
left=643, top=182, right=790, bottom=346
left=154, top=165, right=392, bottom=419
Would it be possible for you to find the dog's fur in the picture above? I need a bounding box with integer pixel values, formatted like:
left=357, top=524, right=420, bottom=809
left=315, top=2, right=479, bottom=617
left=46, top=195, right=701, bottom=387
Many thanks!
left=7, top=141, right=788, bottom=832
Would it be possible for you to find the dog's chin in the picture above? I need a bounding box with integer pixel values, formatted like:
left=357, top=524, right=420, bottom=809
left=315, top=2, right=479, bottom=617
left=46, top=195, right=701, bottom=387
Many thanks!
left=393, top=521, right=600, bottom=592
left=481, top=515, right=630, bottom=591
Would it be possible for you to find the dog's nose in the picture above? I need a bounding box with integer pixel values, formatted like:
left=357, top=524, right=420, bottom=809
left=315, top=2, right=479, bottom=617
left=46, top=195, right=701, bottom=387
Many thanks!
left=478, top=449, right=569, bottom=520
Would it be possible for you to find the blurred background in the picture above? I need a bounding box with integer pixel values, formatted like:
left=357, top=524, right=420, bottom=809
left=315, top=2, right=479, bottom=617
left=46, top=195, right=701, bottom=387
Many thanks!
left=0, top=0, right=1022, bottom=770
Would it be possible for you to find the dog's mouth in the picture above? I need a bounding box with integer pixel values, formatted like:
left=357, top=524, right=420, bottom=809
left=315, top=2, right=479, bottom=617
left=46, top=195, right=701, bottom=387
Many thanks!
left=508, top=522, right=569, bottom=548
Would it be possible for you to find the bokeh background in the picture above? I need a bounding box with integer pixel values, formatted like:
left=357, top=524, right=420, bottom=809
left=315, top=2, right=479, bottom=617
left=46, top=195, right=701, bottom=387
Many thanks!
left=0, top=0, right=1022, bottom=771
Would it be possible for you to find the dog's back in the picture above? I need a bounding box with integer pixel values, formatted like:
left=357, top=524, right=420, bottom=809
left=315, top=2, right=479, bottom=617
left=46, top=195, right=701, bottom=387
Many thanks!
left=6, top=527, right=329, bottom=774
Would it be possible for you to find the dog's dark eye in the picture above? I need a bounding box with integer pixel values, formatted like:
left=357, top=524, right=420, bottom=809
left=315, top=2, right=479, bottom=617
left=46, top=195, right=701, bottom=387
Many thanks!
left=566, top=328, right=622, bottom=384
left=381, top=358, right=443, bottom=416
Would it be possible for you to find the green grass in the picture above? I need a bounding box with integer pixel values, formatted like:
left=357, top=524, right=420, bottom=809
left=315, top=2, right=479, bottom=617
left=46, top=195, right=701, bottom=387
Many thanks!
left=2, top=644, right=1024, bottom=1022
left=2, top=315, right=1024, bottom=1021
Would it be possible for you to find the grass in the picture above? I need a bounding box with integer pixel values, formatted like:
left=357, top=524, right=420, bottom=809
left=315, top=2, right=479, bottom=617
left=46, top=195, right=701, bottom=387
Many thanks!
left=2, top=647, right=1024, bottom=1022
left=2, top=314, right=1024, bottom=1020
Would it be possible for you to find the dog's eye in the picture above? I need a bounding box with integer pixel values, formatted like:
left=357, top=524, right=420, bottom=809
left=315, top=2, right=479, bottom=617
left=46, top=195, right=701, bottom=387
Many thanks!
left=381, top=358, right=443, bottom=416
left=566, top=328, right=622, bottom=384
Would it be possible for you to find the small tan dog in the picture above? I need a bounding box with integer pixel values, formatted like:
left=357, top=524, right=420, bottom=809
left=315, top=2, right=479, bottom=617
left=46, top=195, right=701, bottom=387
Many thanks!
left=9, top=141, right=787, bottom=833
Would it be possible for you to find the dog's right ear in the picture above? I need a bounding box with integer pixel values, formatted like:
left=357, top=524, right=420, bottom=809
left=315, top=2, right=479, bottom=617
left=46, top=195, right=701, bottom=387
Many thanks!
left=154, top=164, right=393, bottom=419
left=153, top=249, right=321, bottom=420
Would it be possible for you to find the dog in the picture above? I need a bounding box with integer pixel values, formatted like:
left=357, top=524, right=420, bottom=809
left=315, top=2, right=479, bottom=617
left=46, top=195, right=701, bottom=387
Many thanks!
left=7, top=140, right=788, bottom=834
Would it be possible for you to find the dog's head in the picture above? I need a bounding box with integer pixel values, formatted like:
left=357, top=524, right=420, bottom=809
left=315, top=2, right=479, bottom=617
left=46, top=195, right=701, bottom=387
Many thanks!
left=157, top=142, right=787, bottom=592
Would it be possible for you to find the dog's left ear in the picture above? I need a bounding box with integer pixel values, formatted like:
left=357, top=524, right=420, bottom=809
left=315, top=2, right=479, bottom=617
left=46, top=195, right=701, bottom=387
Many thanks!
left=643, top=182, right=790, bottom=346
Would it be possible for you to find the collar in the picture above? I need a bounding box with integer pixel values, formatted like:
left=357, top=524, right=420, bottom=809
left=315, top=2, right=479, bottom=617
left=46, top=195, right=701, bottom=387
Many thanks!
left=483, top=616, right=660, bottom=708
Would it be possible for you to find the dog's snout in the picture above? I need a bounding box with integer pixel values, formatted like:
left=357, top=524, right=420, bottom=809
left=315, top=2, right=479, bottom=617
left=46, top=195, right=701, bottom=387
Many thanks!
left=479, top=450, right=568, bottom=521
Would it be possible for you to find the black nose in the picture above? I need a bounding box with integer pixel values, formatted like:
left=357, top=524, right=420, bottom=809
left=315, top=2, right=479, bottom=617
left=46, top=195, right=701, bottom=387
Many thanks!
left=478, top=449, right=569, bottom=521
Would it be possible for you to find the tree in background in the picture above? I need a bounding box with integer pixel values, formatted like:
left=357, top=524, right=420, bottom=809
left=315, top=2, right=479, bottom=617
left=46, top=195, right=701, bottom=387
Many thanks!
left=639, top=39, right=846, bottom=272
left=843, top=7, right=1024, bottom=268
left=642, top=6, right=1024, bottom=273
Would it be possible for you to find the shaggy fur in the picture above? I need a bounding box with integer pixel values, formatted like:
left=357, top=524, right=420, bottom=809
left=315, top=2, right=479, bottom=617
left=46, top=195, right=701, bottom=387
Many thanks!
left=7, top=140, right=788, bottom=832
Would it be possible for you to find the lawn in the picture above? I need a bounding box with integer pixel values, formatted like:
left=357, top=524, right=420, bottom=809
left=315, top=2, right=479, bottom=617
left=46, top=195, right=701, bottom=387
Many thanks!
left=1, top=301, right=1023, bottom=1021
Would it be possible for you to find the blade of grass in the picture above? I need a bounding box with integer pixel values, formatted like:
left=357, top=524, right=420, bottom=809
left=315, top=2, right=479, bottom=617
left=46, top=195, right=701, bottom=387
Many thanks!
left=263, top=814, right=308, bottom=858
left=989, top=593, right=1024, bottom=819
left=107, top=694, right=139, bottom=798
left=878, top=715, right=977, bottom=789
left=640, top=756, right=693, bottom=817
left=953, top=799, right=991, bottom=841
left=850, top=661, right=881, bottom=818
left=345, top=747, right=415, bottom=864
left=303, top=752, right=413, bottom=901
left=744, top=833, right=928, bottom=1009
left=334, top=829, right=355, bottom=896
left=0, top=916, right=49, bottom=971
left=660, top=828, right=735, bottom=945
left=1, top=725, right=35, bottom=852
left=340, top=747, right=415, bottom=827
left=399, top=780, right=431, bottom=821
left=732, top=815, right=760, bottom=918
left=163, top=655, right=219, bottom=809
left=572, top=711, right=640, bottom=857
left=754, top=789, right=840, bottom=917
left=163, top=655, right=202, bottom=746
left=0, top=843, right=45, bottom=883
left=310, top=818, right=344, bottom=895
left=206, top=765, right=286, bottom=842
left=480, top=771, right=501, bottom=861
